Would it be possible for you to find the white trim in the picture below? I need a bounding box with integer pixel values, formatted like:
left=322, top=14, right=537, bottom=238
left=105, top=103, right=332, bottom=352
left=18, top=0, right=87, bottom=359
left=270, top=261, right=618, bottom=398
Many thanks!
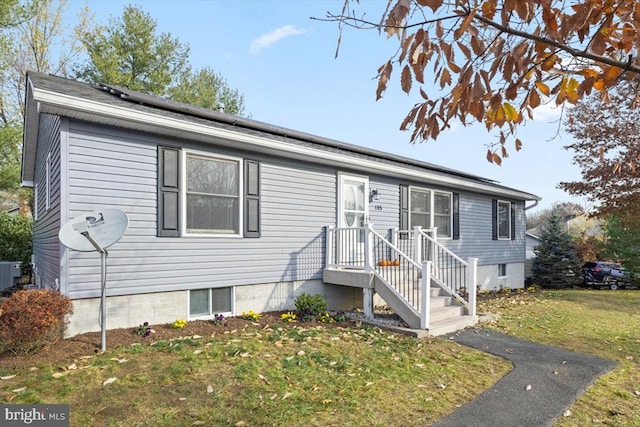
left=497, top=200, right=512, bottom=240
left=181, top=149, right=243, bottom=238
left=45, top=152, right=51, bottom=211
left=408, top=186, right=453, bottom=239
left=30, top=86, right=540, bottom=202
left=337, top=172, right=369, bottom=227
left=33, top=183, right=39, bottom=221
left=498, top=263, right=508, bottom=278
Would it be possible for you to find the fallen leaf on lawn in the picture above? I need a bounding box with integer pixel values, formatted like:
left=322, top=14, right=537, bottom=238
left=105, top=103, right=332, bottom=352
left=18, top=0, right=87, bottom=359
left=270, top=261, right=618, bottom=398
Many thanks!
left=192, top=422, right=205, bottom=426
left=329, top=361, right=337, bottom=366
left=625, top=355, right=633, bottom=361
left=193, top=335, right=202, bottom=339
left=1, top=375, right=16, bottom=380
left=297, top=350, right=305, bottom=356
left=235, top=422, right=247, bottom=427
left=347, top=373, right=355, bottom=377
left=282, top=392, right=293, bottom=400
left=179, top=398, right=187, bottom=401
left=68, top=363, right=77, bottom=370
left=258, top=374, right=269, bottom=384
left=505, top=348, right=513, bottom=354
left=193, top=350, right=203, bottom=355
left=525, top=385, right=532, bottom=391
left=330, top=337, right=340, bottom=341
left=437, top=383, right=447, bottom=389
left=206, top=385, right=213, bottom=394
left=52, top=372, right=65, bottom=379
left=634, top=390, right=640, bottom=396
left=322, top=399, right=332, bottom=404
left=275, top=341, right=283, bottom=347
left=285, top=356, right=294, bottom=361
left=417, top=385, right=429, bottom=388
left=240, top=353, right=250, bottom=358
left=103, top=377, right=117, bottom=386
left=365, top=382, right=374, bottom=386
left=553, top=371, right=558, bottom=375
left=415, top=363, right=425, bottom=368
left=563, top=410, right=571, bottom=417
left=12, top=387, right=26, bottom=393
left=270, top=394, right=277, bottom=400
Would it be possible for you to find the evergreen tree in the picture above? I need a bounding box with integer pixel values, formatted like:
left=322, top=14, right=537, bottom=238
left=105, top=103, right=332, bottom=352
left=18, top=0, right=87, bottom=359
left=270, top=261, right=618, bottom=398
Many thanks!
left=532, top=213, right=582, bottom=288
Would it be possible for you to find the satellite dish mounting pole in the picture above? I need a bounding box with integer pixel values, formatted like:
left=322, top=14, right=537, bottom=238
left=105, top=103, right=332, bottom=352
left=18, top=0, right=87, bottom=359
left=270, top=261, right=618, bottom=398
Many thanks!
left=73, top=223, right=109, bottom=352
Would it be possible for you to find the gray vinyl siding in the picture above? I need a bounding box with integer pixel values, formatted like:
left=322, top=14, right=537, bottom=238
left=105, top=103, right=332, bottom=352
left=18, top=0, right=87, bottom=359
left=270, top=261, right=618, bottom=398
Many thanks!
left=32, top=114, right=62, bottom=289
left=444, top=192, right=525, bottom=265
left=64, top=120, right=336, bottom=299
left=368, top=175, right=399, bottom=232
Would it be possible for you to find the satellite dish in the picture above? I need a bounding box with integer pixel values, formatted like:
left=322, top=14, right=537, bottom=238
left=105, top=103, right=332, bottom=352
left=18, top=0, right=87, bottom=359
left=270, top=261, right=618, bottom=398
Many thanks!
left=59, top=209, right=128, bottom=252
left=58, top=209, right=128, bottom=352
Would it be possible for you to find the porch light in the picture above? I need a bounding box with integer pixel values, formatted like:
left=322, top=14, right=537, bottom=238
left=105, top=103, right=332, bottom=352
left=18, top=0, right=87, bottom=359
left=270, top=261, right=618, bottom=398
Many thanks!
left=370, top=188, right=380, bottom=201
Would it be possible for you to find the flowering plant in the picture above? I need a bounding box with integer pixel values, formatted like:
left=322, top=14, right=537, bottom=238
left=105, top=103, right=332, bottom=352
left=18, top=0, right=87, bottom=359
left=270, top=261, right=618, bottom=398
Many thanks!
left=319, top=312, right=335, bottom=323
left=242, top=310, right=260, bottom=321
left=212, top=314, right=228, bottom=326
left=136, top=322, right=152, bottom=337
left=280, top=312, right=296, bottom=322
left=171, top=319, right=187, bottom=329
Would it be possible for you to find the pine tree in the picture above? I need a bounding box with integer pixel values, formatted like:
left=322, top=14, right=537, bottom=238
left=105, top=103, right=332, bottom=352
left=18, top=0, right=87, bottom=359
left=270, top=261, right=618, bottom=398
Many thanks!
left=532, top=213, right=583, bottom=288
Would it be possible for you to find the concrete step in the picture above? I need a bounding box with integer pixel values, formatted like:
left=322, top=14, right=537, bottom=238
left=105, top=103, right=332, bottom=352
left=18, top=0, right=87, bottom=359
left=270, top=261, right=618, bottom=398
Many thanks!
left=428, top=315, right=478, bottom=337
left=429, top=304, right=465, bottom=323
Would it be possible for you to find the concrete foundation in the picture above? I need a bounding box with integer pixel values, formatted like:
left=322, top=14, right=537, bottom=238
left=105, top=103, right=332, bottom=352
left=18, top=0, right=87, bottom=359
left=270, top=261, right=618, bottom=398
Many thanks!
left=476, top=263, right=525, bottom=290
left=66, top=279, right=362, bottom=337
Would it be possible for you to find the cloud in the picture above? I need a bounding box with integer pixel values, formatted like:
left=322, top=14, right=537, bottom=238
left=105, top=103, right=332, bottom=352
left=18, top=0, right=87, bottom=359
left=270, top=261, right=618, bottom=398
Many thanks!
left=250, top=25, right=307, bottom=54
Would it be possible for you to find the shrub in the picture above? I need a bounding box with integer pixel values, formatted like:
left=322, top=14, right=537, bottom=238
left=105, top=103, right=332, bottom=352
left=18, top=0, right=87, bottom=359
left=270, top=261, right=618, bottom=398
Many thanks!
left=0, top=289, right=73, bottom=355
left=294, top=293, right=328, bottom=322
left=0, top=212, right=32, bottom=268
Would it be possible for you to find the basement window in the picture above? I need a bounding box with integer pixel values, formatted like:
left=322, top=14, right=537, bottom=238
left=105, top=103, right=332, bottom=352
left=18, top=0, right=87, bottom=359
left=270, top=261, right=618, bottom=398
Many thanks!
left=189, top=287, right=233, bottom=319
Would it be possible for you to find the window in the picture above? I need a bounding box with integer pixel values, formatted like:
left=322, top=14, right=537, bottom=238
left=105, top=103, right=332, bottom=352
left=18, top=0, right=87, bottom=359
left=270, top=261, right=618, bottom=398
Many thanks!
left=157, top=146, right=261, bottom=238
left=498, top=263, right=507, bottom=277
left=189, top=287, right=233, bottom=318
left=497, top=201, right=511, bottom=239
left=408, top=187, right=452, bottom=238
left=186, top=153, right=240, bottom=235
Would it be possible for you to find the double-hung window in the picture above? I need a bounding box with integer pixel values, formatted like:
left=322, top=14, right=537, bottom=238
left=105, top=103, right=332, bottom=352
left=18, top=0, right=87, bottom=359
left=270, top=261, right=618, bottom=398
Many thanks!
left=408, top=187, right=453, bottom=238
left=186, top=153, right=240, bottom=235
left=497, top=200, right=511, bottom=240
left=157, top=146, right=261, bottom=238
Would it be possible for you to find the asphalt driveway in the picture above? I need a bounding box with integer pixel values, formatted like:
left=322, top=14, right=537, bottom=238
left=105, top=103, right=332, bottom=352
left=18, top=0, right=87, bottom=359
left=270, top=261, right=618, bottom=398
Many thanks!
left=432, top=328, right=617, bottom=427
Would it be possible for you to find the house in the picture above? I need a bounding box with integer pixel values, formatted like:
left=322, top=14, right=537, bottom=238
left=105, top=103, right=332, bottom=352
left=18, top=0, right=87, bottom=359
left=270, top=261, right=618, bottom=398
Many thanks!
left=525, top=232, right=542, bottom=280
left=22, top=72, right=540, bottom=336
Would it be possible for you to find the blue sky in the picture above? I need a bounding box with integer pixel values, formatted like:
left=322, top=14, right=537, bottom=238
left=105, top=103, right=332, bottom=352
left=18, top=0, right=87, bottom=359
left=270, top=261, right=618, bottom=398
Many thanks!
left=67, top=0, right=587, bottom=214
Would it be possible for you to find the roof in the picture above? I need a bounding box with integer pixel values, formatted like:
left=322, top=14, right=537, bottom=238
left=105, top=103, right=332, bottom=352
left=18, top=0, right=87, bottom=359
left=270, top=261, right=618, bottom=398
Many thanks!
left=22, top=71, right=541, bottom=202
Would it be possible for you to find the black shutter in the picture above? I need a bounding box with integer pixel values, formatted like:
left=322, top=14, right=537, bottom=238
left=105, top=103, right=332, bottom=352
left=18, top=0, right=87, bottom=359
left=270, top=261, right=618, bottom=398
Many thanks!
left=157, top=146, right=181, bottom=237
left=511, top=202, right=516, bottom=240
left=399, top=185, right=409, bottom=239
left=452, top=192, right=460, bottom=240
left=491, top=199, right=498, bottom=240
left=244, top=160, right=260, bottom=238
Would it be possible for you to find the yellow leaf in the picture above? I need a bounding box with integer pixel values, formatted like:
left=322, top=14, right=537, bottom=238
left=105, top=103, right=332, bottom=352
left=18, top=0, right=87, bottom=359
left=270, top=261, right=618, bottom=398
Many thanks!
left=593, top=78, right=605, bottom=92
left=603, top=66, right=623, bottom=85
left=535, top=82, right=550, bottom=96
left=502, top=102, right=519, bottom=122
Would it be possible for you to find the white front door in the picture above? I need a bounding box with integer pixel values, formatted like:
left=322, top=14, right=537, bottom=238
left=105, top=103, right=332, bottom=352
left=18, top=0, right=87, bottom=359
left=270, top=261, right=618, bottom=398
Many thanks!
left=338, top=173, right=369, bottom=265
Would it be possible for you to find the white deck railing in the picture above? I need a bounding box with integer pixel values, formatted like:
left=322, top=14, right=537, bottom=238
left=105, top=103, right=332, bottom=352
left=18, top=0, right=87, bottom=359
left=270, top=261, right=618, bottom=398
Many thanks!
left=325, top=224, right=477, bottom=323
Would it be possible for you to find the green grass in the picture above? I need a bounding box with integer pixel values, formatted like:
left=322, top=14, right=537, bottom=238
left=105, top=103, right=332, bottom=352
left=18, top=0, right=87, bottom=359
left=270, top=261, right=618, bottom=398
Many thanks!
left=0, top=325, right=509, bottom=426
left=480, top=289, right=640, bottom=426
left=3, top=290, right=636, bottom=426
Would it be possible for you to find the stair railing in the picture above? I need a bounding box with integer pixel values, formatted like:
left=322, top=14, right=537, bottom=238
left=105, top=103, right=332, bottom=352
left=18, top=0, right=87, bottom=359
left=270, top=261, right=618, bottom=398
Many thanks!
left=365, top=224, right=432, bottom=329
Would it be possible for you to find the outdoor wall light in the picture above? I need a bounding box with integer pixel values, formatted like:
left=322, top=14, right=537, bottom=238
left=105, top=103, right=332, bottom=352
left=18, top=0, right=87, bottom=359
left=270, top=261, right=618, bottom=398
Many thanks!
left=370, top=188, right=380, bottom=201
